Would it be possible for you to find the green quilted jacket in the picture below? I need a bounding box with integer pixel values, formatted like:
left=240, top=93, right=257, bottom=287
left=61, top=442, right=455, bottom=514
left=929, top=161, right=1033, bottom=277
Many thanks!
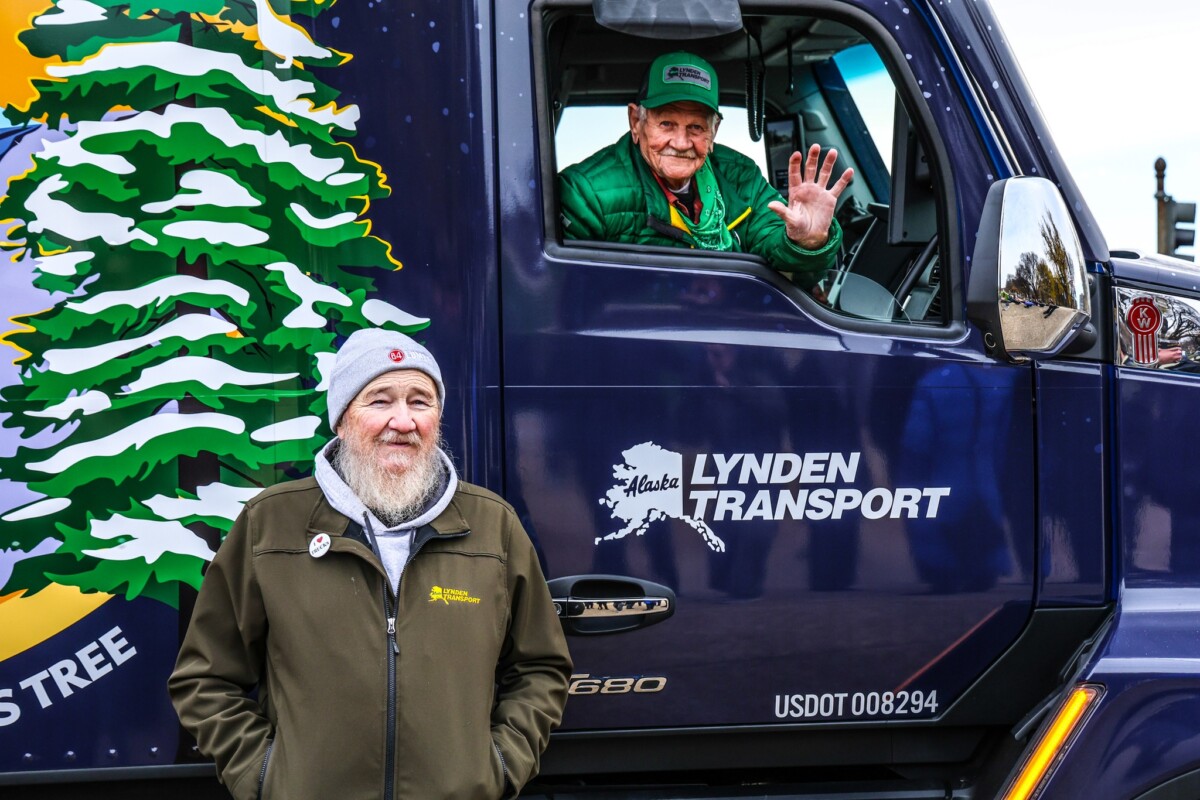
left=559, top=132, right=841, bottom=287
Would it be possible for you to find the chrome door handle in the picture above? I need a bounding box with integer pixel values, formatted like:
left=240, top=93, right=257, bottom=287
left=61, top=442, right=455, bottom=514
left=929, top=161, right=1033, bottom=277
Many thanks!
left=553, top=595, right=672, bottom=619
left=546, top=575, right=676, bottom=635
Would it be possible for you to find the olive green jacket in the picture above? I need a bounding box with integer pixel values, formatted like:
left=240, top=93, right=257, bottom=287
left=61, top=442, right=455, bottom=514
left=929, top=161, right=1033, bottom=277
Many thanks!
left=169, top=477, right=572, bottom=800
left=559, top=132, right=841, bottom=287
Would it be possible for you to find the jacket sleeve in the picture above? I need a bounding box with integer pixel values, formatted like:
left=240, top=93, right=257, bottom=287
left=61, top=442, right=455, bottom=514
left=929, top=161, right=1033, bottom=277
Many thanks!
left=558, top=167, right=607, bottom=242
left=168, top=506, right=273, bottom=800
left=491, top=513, right=573, bottom=796
left=726, top=155, right=843, bottom=288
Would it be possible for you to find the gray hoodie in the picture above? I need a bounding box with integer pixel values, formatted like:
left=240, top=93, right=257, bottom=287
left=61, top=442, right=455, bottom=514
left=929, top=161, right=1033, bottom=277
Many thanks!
left=314, top=439, right=458, bottom=594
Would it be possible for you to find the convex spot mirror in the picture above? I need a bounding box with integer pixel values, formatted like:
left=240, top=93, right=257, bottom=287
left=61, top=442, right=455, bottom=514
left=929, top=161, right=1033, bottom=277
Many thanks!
left=967, top=177, right=1091, bottom=361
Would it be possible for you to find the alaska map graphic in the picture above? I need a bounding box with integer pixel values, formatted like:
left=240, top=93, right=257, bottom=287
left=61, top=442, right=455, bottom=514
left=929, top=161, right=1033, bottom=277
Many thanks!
left=598, top=442, right=726, bottom=552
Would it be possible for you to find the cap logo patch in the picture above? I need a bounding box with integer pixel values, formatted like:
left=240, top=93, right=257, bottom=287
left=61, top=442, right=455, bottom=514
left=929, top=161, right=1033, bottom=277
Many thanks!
left=663, top=64, right=711, bottom=90
left=388, top=349, right=405, bottom=363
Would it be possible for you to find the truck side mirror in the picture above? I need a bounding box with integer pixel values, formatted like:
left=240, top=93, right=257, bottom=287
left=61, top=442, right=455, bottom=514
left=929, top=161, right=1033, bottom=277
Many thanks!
left=764, top=115, right=802, bottom=193
left=967, top=177, right=1092, bottom=361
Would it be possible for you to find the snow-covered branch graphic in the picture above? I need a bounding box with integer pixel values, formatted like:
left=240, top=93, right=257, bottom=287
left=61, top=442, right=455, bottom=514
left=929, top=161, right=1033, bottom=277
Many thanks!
left=0, top=0, right=425, bottom=605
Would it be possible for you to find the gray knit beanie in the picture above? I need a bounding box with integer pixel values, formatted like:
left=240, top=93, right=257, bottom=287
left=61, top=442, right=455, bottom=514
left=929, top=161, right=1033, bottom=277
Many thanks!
left=327, top=329, right=445, bottom=427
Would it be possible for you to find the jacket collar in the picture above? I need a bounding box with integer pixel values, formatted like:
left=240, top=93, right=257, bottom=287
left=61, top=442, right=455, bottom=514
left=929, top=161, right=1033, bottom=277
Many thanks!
left=622, top=131, right=751, bottom=234
left=313, top=438, right=460, bottom=531
left=306, top=481, right=472, bottom=542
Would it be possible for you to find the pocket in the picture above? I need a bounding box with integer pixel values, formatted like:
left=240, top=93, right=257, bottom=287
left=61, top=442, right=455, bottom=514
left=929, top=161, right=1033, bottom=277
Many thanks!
left=256, top=739, right=274, bottom=800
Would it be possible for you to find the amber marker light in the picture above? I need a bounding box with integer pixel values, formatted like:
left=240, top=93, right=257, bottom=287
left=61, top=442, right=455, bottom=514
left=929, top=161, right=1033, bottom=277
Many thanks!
left=1002, top=684, right=1103, bottom=800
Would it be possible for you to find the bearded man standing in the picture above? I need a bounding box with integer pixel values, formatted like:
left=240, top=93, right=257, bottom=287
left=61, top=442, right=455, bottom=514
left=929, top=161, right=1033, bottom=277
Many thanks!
left=169, top=329, right=572, bottom=800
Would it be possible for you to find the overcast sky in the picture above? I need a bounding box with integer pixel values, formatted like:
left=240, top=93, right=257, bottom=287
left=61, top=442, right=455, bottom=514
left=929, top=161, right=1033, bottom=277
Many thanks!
left=990, top=0, right=1200, bottom=256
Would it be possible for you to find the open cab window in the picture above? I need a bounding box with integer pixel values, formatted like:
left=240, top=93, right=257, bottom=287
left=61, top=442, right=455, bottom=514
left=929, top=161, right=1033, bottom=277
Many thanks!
left=537, top=3, right=950, bottom=327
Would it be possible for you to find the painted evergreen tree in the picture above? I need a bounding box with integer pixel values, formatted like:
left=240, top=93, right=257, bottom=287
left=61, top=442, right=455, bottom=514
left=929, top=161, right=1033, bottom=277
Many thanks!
left=0, top=0, right=427, bottom=605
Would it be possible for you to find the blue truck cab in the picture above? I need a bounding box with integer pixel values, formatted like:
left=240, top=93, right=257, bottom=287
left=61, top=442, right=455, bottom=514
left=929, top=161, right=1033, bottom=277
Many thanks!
left=1, top=1, right=1199, bottom=798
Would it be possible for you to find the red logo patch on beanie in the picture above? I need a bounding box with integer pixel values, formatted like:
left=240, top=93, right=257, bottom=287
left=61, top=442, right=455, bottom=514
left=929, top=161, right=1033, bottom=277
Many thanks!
left=388, top=349, right=405, bottom=363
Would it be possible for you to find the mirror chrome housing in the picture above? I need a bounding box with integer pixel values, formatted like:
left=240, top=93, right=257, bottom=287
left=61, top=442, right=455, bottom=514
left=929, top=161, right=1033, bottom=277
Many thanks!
left=592, top=0, right=742, bottom=39
left=968, top=177, right=1091, bottom=361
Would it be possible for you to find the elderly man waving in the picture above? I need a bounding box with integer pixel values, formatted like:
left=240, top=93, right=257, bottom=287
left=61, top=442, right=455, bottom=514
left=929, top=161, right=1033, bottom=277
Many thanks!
left=170, top=329, right=572, bottom=800
left=559, top=51, right=853, bottom=288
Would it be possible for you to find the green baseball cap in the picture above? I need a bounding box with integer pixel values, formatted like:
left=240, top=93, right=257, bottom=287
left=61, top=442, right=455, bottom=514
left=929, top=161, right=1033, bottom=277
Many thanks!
left=639, top=51, right=721, bottom=114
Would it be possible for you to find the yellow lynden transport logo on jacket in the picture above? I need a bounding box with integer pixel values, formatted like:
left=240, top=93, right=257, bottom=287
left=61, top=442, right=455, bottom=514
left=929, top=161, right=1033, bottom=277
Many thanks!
left=429, top=585, right=482, bottom=605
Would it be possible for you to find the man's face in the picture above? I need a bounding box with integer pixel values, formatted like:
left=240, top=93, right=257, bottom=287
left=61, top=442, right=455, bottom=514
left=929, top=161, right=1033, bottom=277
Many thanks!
left=336, top=370, right=441, bottom=474
left=628, top=101, right=718, bottom=191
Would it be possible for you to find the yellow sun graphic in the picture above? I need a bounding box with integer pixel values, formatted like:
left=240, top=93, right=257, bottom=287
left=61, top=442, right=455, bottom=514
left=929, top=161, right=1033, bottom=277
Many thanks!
left=0, top=0, right=57, bottom=113
left=0, top=587, right=112, bottom=661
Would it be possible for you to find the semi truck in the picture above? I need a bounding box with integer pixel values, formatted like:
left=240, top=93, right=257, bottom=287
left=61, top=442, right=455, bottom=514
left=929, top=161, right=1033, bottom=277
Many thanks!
left=2, top=0, right=1199, bottom=797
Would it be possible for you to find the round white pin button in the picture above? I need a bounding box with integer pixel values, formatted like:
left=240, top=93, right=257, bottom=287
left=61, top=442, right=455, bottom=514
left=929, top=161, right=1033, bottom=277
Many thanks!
left=309, top=533, right=331, bottom=558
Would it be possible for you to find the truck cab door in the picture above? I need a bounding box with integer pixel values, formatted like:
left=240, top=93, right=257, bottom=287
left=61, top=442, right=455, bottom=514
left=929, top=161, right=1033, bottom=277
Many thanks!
left=498, top=2, right=1039, bottom=735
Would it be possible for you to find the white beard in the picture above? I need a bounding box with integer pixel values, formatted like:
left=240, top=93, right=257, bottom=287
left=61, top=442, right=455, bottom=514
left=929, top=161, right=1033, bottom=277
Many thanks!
left=333, top=431, right=445, bottom=528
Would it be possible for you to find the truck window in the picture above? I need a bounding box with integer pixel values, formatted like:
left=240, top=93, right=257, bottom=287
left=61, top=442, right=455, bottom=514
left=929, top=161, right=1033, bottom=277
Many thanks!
left=556, top=105, right=770, bottom=175
left=541, top=9, right=947, bottom=327
left=833, top=43, right=895, bottom=171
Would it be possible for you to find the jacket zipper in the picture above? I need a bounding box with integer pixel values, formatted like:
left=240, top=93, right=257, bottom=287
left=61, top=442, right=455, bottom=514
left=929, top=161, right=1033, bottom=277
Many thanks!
left=256, top=740, right=273, bottom=800
left=647, top=214, right=693, bottom=244
left=360, top=515, right=401, bottom=800
left=362, top=518, right=466, bottom=800
left=493, top=740, right=511, bottom=796
left=381, top=583, right=398, bottom=800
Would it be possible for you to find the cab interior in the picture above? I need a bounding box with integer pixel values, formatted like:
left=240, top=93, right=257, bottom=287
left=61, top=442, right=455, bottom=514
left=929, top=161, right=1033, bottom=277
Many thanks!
left=536, top=3, right=948, bottom=326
